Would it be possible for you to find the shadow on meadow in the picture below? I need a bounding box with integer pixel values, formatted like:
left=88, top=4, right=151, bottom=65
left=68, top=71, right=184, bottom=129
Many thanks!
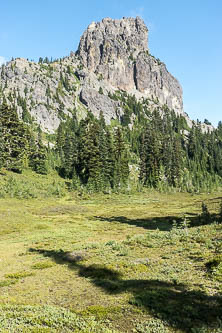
left=94, top=212, right=219, bottom=231
left=29, top=248, right=222, bottom=332
left=95, top=215, right=176, bottom=231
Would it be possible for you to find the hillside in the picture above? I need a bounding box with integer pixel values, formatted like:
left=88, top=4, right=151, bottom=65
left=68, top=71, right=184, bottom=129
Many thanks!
left=1, top=17, right=221, bottom=193
left=0, top=17, right=212, bottom=133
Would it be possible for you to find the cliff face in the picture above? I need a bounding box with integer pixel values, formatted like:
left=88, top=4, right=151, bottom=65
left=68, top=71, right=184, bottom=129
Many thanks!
left=78, top=17, right=148, bottom=71
left=77, top=17, right=183, bottom=115
left=78, top=17, right=148, bottom=91
left=0, top=17, right=210, bottom=133
left=0, top=57, right=84, bottom=133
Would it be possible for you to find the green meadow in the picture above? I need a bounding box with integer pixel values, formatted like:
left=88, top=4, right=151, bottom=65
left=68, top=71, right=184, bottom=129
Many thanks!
left=0, top=171, right=221, bottom=332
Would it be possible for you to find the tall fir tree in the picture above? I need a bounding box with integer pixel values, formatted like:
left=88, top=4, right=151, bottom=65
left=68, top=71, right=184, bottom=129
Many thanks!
left=113, top=126, right=129, bottom=188
left=0, top=101, right=29, bottom=173
left=29, top=127, right=48, bottom=175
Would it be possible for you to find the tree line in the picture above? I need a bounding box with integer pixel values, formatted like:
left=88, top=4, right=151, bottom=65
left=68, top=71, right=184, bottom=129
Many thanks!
left=1, top=94, right=222, bottom=193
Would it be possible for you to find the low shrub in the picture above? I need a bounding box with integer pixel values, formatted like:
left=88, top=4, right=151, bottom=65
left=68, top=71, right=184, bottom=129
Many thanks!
left=5, top=271, right=34, bottom=279
left=31, top=261, right=55, bottom=270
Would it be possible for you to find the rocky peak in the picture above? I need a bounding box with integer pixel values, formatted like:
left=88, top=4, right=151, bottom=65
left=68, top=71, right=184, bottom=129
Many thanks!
left=77, top=16, right=184, bottom=116
left=0, top=17, right=213, bottom=134
left=77, top=16, right=148, bottom=73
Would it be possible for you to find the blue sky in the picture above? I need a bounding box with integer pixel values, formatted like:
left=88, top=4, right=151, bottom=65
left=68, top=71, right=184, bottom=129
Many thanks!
left=0, top=0, right=221, bottom=126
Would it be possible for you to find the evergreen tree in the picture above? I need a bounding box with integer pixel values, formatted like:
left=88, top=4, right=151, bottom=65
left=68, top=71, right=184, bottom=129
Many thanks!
left=59, top=116, right=78, bottom=179
left=56, top=122, right=66, bottom=160
left=139, top=123, right=162, bottom=187
left=0, top=102, right=29, bottom=173
left=82, top=119, right=103, bottom=191
left=103, top=127, right=115, bottom=188
left=29, top=127, right=48, bottom=175
left=0, top=121, right=4, bottom=170
left=170, top=136, right=183, bottom=187
left=113, top=126, right=129, bottom=188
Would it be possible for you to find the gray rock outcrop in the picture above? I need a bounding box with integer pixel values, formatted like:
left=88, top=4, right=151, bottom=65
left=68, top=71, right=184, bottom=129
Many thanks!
left=80, top=86, right=119, bottom=124
left=77, top=16, right=183, bottom=115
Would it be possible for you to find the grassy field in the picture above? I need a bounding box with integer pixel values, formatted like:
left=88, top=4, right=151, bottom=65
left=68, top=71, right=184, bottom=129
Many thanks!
left=0, top=171, right=221, bottom=332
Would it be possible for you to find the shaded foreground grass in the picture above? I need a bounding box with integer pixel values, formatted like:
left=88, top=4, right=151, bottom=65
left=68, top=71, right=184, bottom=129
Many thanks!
left=0, top=188, right=221, bottom=332
left=29, top=247, right=222, bottom=331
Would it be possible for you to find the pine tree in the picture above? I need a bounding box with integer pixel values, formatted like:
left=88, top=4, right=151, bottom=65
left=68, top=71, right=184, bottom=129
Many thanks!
left=170, top=136, right=183, bottom=187
left=60, top=117, right=78, bottom=179
left=85, top=120, right=103, bottom=191
left=76, top=116, right=102, bottom=190
left=56, top=122, right=66, bottom=161
left=104, top=127, right=115, bottom=188
left=113, top=126, right=129, bottom=188
left=0, top=121, right=4, bottom=170
left=29, top=127, right=48, bottom=175
left=0, top=101, right=29, bottom=173
left=139, top=123, right=162, bottom=187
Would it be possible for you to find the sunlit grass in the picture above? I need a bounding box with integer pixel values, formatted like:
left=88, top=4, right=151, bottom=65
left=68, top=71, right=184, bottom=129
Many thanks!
left=0, top=172, right=221, bottom=332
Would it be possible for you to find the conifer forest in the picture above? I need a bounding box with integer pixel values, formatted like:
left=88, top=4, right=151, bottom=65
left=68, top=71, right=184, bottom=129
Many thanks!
left=1, top=92, right=222, bottom=193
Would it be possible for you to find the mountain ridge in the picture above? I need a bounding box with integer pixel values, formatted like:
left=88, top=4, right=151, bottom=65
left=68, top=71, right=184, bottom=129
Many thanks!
left=0, top=17, right=213, bottom=133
